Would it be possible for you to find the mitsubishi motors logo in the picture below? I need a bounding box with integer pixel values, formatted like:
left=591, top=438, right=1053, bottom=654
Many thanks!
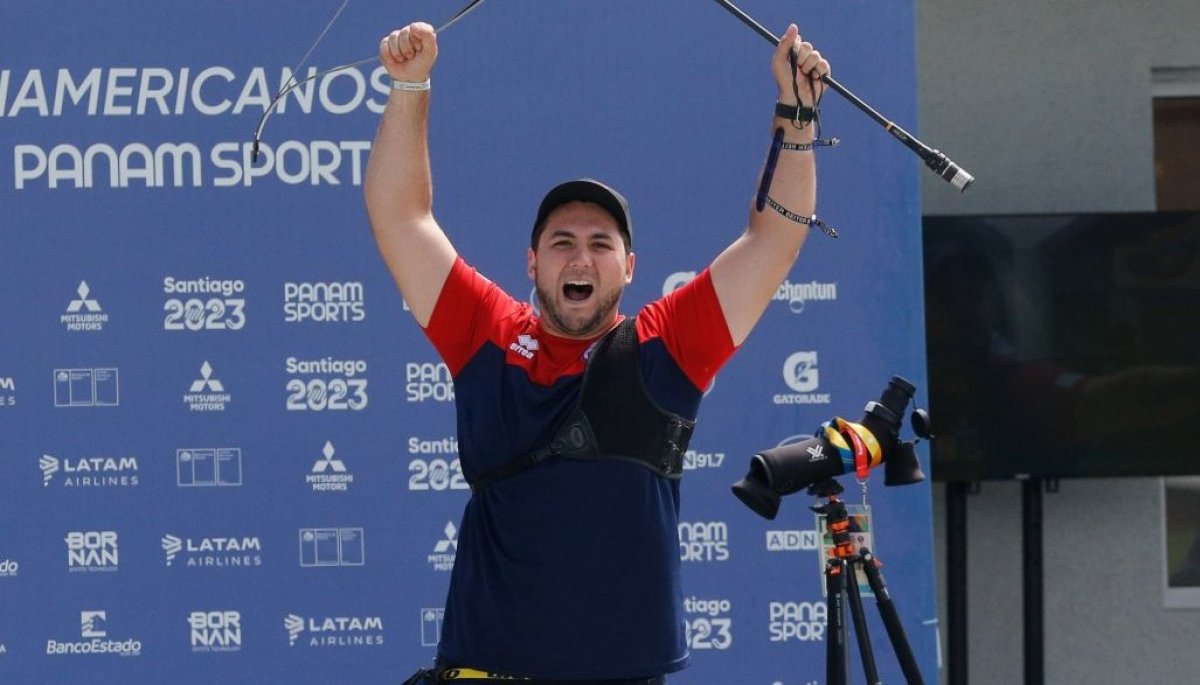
left=308, top=441, right=353, bottom=492
left=427, top=522, right=458, bottom=572
left=184, top=362, right=231, bottom=411
left=312, top=441, right=346, bottom=473
left=62, top=281, right=107, bottom=332
left=190, top=362, right=225, bottom=393
left=67, top=282, right=101, bottom=313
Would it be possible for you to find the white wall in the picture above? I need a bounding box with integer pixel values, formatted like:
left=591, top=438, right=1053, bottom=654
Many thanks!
left=916, top=1, right=1200, bottom=682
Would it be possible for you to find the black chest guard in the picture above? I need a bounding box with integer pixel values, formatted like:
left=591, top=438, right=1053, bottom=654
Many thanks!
left=468, top=318, right=696, bottom=492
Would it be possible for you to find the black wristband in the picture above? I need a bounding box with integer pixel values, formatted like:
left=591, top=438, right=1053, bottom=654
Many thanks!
left=775, top=101, right=817, bottom=123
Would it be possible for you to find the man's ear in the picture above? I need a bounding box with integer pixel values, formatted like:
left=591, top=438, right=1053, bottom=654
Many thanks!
left=527, top=246, right=537, bottom=281
left=624, top=251, right=636, bottom=285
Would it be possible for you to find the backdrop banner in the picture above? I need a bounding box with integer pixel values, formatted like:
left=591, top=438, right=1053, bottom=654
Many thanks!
left=0, top=2, right=936, bottom=683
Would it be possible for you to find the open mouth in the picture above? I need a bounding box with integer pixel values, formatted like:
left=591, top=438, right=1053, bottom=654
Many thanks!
left=563, top=281, right=594, bottom=302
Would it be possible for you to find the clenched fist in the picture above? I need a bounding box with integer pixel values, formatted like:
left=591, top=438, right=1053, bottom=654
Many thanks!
left=379, top=22, right=438, bottom=83
left=772, top=24, right=830, bottom=107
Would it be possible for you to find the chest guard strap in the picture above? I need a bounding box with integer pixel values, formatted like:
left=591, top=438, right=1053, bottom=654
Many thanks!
left=469, top=318, right=695, bottom=492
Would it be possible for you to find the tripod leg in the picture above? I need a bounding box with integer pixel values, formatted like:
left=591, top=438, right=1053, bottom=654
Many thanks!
left=825, top=559, right=848, bottom=685
left=860, top=549, right=926, bottom=685
left=845, top=559, right=882, bottom=684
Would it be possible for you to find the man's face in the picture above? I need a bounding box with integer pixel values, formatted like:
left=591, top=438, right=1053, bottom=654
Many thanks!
left=527, top=201, right=635, bottom=339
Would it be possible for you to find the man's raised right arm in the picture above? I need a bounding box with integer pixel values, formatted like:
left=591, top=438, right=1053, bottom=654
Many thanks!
left=364, top=22, right=457, bottom=328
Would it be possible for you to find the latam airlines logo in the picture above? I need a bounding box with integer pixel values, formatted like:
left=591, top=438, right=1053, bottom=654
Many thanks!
left=308, top=441, right=353, bottom=492
left=662, top=272, right=837, bottom=314
left=773, top=351, right=831, bottom=405
left=508, top=334, right=539, bottom=360
left=161, top=534, right=263, bottom=568
left=45, top=610, right=142, bottom=657
left=40, top=453, right=140, bottom=489
left=184, top=362, right=230, bottom=411
left=285, top=614, right=384, bottom=648
left=189, top=611, right=242, bottom=652
left=62, top=281, right=108, bottom=332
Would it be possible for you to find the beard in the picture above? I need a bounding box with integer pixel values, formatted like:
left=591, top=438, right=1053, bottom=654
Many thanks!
left=535, top=280, right=623, bottom=338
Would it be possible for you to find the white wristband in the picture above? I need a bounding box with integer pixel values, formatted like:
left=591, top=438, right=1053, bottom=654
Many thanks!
left=391, top=78, right=431, bottom=92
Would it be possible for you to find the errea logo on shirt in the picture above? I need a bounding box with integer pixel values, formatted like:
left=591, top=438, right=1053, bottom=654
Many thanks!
left=509, top=334, right=539, bottom=360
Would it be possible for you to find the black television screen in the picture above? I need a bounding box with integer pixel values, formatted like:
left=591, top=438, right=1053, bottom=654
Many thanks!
left=923, top=211, right=1200, bottom=481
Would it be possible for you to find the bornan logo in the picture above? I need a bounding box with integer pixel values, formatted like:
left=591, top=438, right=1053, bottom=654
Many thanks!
left=184, top=361, right=230, bottom=411
left=284, top=613, right=384, bottom=648
left=769, top=601, right=827, bottom=642
left=189, top=611, right=242, bottom=652
left=177, top=448, right=242, bottom=487
left=62, top=281, right=108, bottom=332
left=683, top=596, right=733, bottom=651
left=284, top=282, right=365, bottom=323
left=427, top=522, right=458, bottom=572
left=508, top=334, right=539, bottom=360
left=40, top=453, right=139, bottom=489
left=161, top=534, right=262, bottom=568
left=65, top=531, right=118, bottom=572
left=679, top=521, right=730, bottom=562
left=46, top=610, right=142, bottom=657
left=308, top=441, right=353, bottom=492
left=774, top=351, right=831, bottom=405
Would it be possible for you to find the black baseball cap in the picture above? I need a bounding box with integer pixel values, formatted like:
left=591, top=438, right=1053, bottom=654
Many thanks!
left=531, top=179, right=632, bottom=250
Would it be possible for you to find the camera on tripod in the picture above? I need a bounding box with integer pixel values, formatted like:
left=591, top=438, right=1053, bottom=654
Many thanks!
left=732, top=376, right=931, bottom=519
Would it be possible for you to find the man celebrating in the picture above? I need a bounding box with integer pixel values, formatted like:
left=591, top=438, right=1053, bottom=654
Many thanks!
left=366, top=20, right=829, bottom=685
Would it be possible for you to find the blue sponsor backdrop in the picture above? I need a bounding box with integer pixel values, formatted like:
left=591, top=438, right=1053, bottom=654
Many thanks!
left=0, top=1, right=936, bottom=683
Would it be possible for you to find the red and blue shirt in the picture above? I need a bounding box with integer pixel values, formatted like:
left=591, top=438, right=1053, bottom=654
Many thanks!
left=424, top=257, right=735, bottom=680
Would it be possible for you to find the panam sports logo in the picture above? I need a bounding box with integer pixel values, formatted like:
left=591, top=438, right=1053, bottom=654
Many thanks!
left=284, top=282, right=365, bottom=323
left=768, top=600, right=827, bottom=642
left=678, top=521, right=729, bottom=562
left=406, top=361, right=454, bottom=403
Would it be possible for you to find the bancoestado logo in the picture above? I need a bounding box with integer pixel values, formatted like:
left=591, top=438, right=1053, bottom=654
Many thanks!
left=163, top=276, right=246, bottom=331
left=286, top=357, right=368, bottom=411
left=184, top=361, right=231, bottom=411
left=162, top=534, right=262, bottom=568
left=309, top=441, right=353, bottom=492
left=190, top=611, right=242, bottom=653
left=678, top=521, right=730, bottom=562
left=285, top=614, right=384, bottom=648
left=0, top=547, right=18, bottom=577
left=684, top=597, right=733, bottom=651
left=662, top=271, right=837, bottom=314
left=40, top=453, right=139, bottom=488
left=408, top=436, right=468, bottom=492
left=46, top=611, right=141, bottom=657
left=5, top=66, right=394, bottom=190
left=406, top=361, right=454, bottom=403
left=773, top=351, right=831, bottom=405
left=61, top=281, right=108, bottom=332
left=768, top=600, right=827, bottom=642
left=65, top=531, right=118, bottom=573
left=284, top=282, right=365, bottom=323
